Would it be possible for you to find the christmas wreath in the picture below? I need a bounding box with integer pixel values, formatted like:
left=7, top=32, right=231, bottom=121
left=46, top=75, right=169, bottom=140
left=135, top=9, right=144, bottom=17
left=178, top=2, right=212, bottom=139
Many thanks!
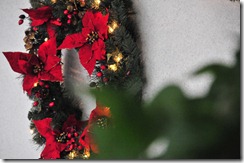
left=3, top=0, right=143, bottom=159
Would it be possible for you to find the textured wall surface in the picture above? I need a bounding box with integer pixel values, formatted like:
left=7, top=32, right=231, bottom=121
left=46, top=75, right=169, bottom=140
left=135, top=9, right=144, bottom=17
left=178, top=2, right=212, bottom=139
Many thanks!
left=0, top=0, right=240, bottom=159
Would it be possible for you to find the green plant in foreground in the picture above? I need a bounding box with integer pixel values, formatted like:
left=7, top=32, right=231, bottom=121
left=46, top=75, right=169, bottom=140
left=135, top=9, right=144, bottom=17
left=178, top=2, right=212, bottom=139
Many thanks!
left=91, top=47, right=240, bottom=159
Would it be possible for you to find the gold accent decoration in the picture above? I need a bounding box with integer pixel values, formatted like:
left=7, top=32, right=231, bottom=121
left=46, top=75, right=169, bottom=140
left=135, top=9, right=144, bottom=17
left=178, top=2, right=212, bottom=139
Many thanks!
left=107, top=53, right=113, bottom=62
left=23, top=30, right=35, bottom=50
left=67, top=5, right=74, bottom=12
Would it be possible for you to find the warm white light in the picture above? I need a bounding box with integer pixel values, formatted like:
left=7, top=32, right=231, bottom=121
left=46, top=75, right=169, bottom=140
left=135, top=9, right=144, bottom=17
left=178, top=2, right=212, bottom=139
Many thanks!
left=30, top=129, right=34, bottom=135
left=68, top=150, right=78, bottom=159
left=108, top=64, right=118, bottom=71
left=113, top=53, right=123, bottom=63
left=108, top=21, right=119, bottom=34
left=44, top=38, right=48, bottom=42
left=93, top=0, right=101, bottom=9
left=33, top=82, right=38, bottom=87
left=82, top=149, right=90, bottom=159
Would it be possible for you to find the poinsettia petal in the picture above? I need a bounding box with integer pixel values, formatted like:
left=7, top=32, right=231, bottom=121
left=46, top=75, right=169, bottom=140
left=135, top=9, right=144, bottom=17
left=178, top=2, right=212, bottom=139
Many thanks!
left=18, top=60, right=29, bottom=74
left=91, top=40, right=99, bottom=51
left=93, top=12, right=109, bottom=38
left=81, top=27, right=92, bottom=40
left=22, top=6, right=52, bottom=27
left=47, top=22, right=56, bottom=38
left=29, top=55, right=41, bottom=66
left=78, top=45, right=96, bottom=75
left=92, top=39, right=106, bottom=60
left=49, top=19, right=62, bottom=26
left=85, top=131, right=99, bottom=153
left=48, top=65, right=63, bottom=81
left=82, top=11, right=95, bottom=30
left=58, top=33, right=86, bottom=50
left=38, top=38, right=57, bottom=62
left=79, top=127, right=90, bottom=148
left=33, top=118, right=53, bottom=138
left=93, top=105, right=111, bottom=118
left=40, top=70, right=60, bottom=82
left=23, top=75, right=39, bottom=95
left=33, top=118, right=62, bottom=159
left=98, top=32, right=104, bottom=40
left=2, top=52, right=30, bottom=74
left=41, top=143, right=61, bottom=159
left=44, top=55, right=60, bottom=71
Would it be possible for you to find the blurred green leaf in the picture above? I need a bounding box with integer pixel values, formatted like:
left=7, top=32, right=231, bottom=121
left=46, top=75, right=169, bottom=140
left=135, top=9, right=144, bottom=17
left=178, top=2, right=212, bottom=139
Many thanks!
left=89, top=48, right=240, bottom=160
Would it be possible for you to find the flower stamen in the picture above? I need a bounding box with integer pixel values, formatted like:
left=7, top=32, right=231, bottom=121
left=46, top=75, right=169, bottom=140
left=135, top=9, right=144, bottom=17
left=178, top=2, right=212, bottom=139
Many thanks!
left=86, top=31, right=99, bottom=44
left=33, top=62, right=44, bottom=74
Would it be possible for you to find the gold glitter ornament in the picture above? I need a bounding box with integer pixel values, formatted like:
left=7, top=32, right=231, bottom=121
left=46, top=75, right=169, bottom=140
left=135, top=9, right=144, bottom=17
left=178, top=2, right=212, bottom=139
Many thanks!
left=23, top=30, right=36, bottom=50
left=67, top=4, right=74, bottom=12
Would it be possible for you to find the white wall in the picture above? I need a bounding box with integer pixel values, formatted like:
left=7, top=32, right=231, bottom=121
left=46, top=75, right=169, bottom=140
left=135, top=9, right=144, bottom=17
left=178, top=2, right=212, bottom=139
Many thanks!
left=133, top=0, right=240, bottom=101
left=0, top=0, right=240, bottom=159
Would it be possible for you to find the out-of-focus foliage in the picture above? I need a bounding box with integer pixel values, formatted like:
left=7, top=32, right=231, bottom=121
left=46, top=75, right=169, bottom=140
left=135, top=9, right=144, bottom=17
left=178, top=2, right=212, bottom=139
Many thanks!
left=91, top=46, right=240, bottom=160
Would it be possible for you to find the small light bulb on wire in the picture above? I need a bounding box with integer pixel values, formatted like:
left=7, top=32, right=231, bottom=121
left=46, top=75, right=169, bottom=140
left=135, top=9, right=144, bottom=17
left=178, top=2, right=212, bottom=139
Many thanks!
left=92, top=0, right=101, bottom=9
left=81, top=148, right=90, bottom=159
left=113, top=53, right=123, bottom=63
left=68, top=150, right=78, bottom=159
left=108, top=21, right=119, bottom=34
left=108, top=64, right=118, bottom=71
left=33, top=82, right=38, bottom=87
left=30, top=128, right=34, bottom=134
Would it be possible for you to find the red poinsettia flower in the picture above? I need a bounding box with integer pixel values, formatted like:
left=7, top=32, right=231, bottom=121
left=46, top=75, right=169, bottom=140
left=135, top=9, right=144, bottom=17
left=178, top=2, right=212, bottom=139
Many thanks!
left=58, top=10, right=109, bottom=75
left=79, top=105, right=111, bottom=154
left=23, top=6, right=61, bottom=38
left=3, top=38, right=62, bottom=95
left=33, top=115, right=83, bottom=159
left=22, top=6, right=52, bottom=27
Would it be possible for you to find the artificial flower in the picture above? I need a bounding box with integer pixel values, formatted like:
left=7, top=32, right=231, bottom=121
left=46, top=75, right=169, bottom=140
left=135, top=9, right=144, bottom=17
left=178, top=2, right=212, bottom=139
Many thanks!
left=22, top=6, right=53, bottom=27
left=58, top=10, right=109, bottom=75
left=79, top=105, right=111, bottom=154
left=22, top=6, right=61, bottom=38
left=3, top=38, right=62, bottom=95
left=33, top=115, right=83, bottom=159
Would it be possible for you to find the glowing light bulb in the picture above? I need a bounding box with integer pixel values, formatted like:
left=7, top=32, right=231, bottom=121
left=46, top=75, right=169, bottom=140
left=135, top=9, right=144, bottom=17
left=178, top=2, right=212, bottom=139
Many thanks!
left=81, top=149, right=90, bottom=159
left=108, top=64, right=118, bottom=71
left=93, top=0, right=101, bottom=9
left=44, top=38, right=48, bottom=42
left=113, top=53, right=123, bottom=63
left=33, top=82, right=38, bottom=87
left=68, top=150, right=78, bottom=159
left=108, top=21, right=119, bottom=33
left=30, top=129, right=34, bottom=134
left=51, top=0, right=57, bottom=3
